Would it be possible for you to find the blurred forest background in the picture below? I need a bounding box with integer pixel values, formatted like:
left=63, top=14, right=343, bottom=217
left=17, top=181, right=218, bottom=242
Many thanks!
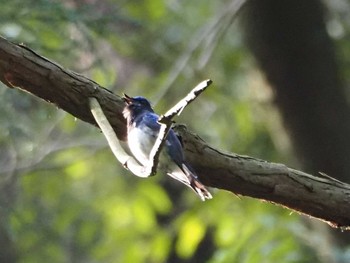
left=1, top=0, right=350, bottom=262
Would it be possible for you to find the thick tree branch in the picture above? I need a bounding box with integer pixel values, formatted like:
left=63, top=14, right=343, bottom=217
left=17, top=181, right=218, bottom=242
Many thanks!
left=1, top=36, right=350, bottom=229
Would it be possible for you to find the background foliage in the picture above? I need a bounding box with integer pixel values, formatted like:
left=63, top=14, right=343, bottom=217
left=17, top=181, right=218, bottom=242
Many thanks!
left=1, top=0, right=348, bottom=262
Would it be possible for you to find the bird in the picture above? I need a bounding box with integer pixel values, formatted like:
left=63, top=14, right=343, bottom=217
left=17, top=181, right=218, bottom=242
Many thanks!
left=122, top=94, right=212, bottom=201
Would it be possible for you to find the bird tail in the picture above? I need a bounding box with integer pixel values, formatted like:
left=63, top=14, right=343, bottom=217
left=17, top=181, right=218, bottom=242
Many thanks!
left=169, top=164, right=213, bottom=201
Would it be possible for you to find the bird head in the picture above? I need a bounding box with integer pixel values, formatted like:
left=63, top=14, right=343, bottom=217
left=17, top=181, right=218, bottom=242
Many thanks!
left=122, top=94, right=154, bottom=121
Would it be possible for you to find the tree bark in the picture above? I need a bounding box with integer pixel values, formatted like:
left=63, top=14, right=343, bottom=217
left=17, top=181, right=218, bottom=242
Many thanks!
left=1, top=36, right=350, bottom=229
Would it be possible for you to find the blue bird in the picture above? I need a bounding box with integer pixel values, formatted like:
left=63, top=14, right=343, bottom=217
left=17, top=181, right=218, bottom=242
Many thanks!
left=122, top=94, right=212, bottom=201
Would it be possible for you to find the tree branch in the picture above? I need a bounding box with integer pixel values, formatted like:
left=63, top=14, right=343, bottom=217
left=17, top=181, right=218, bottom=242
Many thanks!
left=1, top=36, right=350, bottom=229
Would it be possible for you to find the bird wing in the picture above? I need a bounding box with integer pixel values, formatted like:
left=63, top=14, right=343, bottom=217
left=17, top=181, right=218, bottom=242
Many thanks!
left=165, top=130, right=184, bottom=166
left=134, top=112, right=212, bottom=200
left=136, top=112, right=160, bottom=135
left=165, top=130, right=212, bottom=201
left=137, top=113, right=184, bottom=165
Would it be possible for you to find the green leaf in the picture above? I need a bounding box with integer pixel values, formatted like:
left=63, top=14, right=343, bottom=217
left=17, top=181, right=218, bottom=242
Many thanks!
left=176, top=215, right=206, bottom=259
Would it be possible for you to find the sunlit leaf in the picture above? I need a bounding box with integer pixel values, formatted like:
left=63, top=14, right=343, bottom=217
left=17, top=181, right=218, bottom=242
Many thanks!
left=150, top=229, right=172, bottom=262
left=137, top=180, right=172, bottom=214
left=132, top=198, right=156, bottom=232
left=65, top=160, right=89, bottom=179
left=176, top=215, right=206, bottom=258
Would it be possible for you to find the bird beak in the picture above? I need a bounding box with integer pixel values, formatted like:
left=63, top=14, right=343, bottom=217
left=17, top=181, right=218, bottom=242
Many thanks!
left=122, top=93, right=133, bottom=105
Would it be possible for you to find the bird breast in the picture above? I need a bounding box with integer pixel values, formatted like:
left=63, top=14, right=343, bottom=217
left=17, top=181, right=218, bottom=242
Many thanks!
left=128, top=125, right=157, bottom=165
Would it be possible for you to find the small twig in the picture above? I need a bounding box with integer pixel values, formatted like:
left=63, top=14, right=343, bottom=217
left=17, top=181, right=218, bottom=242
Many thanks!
left=147, top=79, right=212, bottom=176
left=161, top=79, right=212, bottom=118
left=90, top=79, right=212, bottom=178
